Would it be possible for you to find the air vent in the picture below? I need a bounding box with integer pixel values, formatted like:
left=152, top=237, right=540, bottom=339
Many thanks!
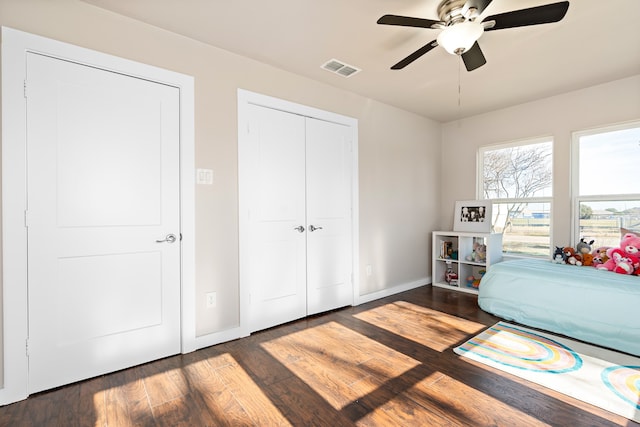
left=321, top=59, right=361, bottom=78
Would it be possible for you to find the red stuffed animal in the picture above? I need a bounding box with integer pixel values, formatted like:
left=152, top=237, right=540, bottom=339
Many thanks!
left=598, top=248, right=639, bottom=275
left=619, top=233, right=640, bottom=275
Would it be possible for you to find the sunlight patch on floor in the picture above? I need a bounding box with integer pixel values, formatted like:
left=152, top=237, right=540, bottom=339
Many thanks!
left=261, top=321, right=421, bottom=410
left=354, top=301, right=487, bottom=352
left=205, top=353, right=292, bottom=425
left=404, top=372, right=547, bottom=426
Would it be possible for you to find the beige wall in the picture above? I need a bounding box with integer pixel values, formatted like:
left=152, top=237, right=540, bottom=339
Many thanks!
left=0, top=0, right=440, bottom=370
left=441, top=74, right=640, bottom=248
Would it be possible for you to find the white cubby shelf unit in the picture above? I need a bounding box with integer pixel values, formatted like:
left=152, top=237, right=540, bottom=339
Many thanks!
left=431, top=231, right=503, bottom=294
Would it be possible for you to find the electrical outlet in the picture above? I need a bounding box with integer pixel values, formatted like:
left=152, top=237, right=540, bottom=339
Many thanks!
left=206, top=291, right=217, bottom=308
left=365, top=265, right=372, bottom=277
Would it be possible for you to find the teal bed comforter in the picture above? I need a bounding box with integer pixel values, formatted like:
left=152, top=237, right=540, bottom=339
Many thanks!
left=478, top=258, right=640, bottom=356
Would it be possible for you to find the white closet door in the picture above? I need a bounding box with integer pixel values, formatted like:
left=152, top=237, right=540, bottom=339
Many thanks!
left=26, top=53, right=181, bottom=393
left=305, top=118, right=353, bottom=314
left=247, top=104, right=308, bottom=332
left=245, top=104, right=354, bottom=332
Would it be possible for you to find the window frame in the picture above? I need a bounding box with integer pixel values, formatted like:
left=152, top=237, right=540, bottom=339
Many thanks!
left=477, top=136, right=554, bottom=258
left=571, top=120, right=640, bottom=244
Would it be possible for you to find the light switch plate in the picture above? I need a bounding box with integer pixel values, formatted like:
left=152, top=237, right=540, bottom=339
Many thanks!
left=196, top=168, right=213, bottom=185
left=206, top=291, right=217, bottom=308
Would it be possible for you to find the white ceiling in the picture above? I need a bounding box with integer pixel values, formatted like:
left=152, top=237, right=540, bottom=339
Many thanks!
left=83, top=0, right=640, bottom=122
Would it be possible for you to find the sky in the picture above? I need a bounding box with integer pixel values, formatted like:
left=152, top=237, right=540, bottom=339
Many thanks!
left=579, top=126, right=640, bottom=197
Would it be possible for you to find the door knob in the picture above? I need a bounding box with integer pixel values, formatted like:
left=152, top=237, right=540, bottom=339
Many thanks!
left=309, top=225, right=323, bottom=232
left=293, top=226, right=305, bottom=233
left=156, top=234, right=177, bottom=243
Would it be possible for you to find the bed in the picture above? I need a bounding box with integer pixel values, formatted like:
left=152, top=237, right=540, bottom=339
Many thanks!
left=478, top=258, right=640, bottom=356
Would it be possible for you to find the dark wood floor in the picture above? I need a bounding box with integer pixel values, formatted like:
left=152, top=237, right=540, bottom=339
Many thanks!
left=1, top=285, right=637, bottom=426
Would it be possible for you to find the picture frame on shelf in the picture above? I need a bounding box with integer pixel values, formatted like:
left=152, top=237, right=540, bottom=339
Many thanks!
left=453, top=200, right=492, bottom=233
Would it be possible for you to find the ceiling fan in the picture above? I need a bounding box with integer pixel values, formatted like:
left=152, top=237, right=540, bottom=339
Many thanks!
left=377, top=0, right=569, bottom=71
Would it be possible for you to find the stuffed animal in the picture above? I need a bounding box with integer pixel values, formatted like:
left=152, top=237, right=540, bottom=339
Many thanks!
left=563, top=247, right=582, bottom=266
left=573, top=238, right=594, bottom=266
left=581, top=253, right=594, bottom=266
left=466, top=242, right=487, bottom=263
left=576, top=238, right=594, bottom=254
left=576, top=238, right=594, bottom=255
left=597, top=248, right=639, bottom=275
left=591, top=246, right=611, bottom=267
left=552, top=246, right=566, bottom=263
left=620, top=233, right=640, bottom=257
left=474, top=244, right=487, bottom=263
left=618, top=233, right=640, bottom=274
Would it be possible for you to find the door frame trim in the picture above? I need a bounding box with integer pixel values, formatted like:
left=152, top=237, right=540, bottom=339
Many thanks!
left=0, top=27, right=196, bottom=404
left=237, top=89, right=360, bottom=337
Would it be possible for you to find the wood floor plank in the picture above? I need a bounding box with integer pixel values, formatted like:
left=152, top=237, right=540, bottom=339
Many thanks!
left=267, top=376, right=357, bottom=427
left=178, top=353, right=251, bottom=426
left=78, top=375, right=109, bottom=427
left=151, top=393, right=219, bottom=427
left=139, top=357, right=189, bottom=408
left=227, top=338, right=297, bottom=386
left=353, top=301, right=486, bottom=352
left=214, top=359, right=292, bottom=426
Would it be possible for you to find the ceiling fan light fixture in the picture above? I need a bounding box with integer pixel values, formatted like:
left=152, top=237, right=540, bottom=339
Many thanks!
left=437, top=21, right=484, bottom=55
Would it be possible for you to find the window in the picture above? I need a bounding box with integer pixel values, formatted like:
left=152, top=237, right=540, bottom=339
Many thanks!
left=573, top=122, right=640, bottom=247
left=479, top=138, right=553, bottom=257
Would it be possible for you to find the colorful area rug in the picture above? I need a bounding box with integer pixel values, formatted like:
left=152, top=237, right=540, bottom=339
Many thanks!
left=454, top=322, right=640, bottom=423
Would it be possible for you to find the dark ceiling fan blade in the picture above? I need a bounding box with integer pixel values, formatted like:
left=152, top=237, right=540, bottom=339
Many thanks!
left=483, top=1, right=569, bottom=31
left=461, top=0, right=493, bottom=18
left=390, top=40, right=438, bottom=69
left=461, top=42, right=487, bottom=71
left=377, top=14, right=441, bottom=29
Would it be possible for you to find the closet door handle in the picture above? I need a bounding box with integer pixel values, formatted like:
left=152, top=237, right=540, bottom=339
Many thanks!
left=293, top=225, right=305, bottom=233
left=309, top=225, right=323, bottom=232
left=156, top=234, right=177, bottom=243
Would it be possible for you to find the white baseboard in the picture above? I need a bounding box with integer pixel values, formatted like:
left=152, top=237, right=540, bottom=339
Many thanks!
left=191, top=326, right=248, bottom=352
left=354, top=277, right=430, bottom=306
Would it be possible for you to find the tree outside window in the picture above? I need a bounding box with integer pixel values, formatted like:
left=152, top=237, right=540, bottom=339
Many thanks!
left=479, top=139, right=553, bottom=257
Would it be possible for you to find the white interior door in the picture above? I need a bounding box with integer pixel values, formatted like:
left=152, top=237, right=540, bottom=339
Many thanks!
left=245, top=104, right=353, bottom=332
left=247, top=104, right=308, bottom=332
left=305, top=118, right=353, bottom=315
left=26, top=52, right=181, bottom=393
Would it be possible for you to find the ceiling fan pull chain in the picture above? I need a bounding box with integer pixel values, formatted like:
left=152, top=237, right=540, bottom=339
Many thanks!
left=458, top=58, right=462, bottom=109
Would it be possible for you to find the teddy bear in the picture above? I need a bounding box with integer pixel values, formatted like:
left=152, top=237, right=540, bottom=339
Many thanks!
left=563, top=246, right=582, bottom=266
left=620, top=233, right=640, bottom=257
left=596, top=248, right=639, bottom=275
left=619, top=233, right=640, bottom=274
left=581, top=252, right=594, bottom=267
